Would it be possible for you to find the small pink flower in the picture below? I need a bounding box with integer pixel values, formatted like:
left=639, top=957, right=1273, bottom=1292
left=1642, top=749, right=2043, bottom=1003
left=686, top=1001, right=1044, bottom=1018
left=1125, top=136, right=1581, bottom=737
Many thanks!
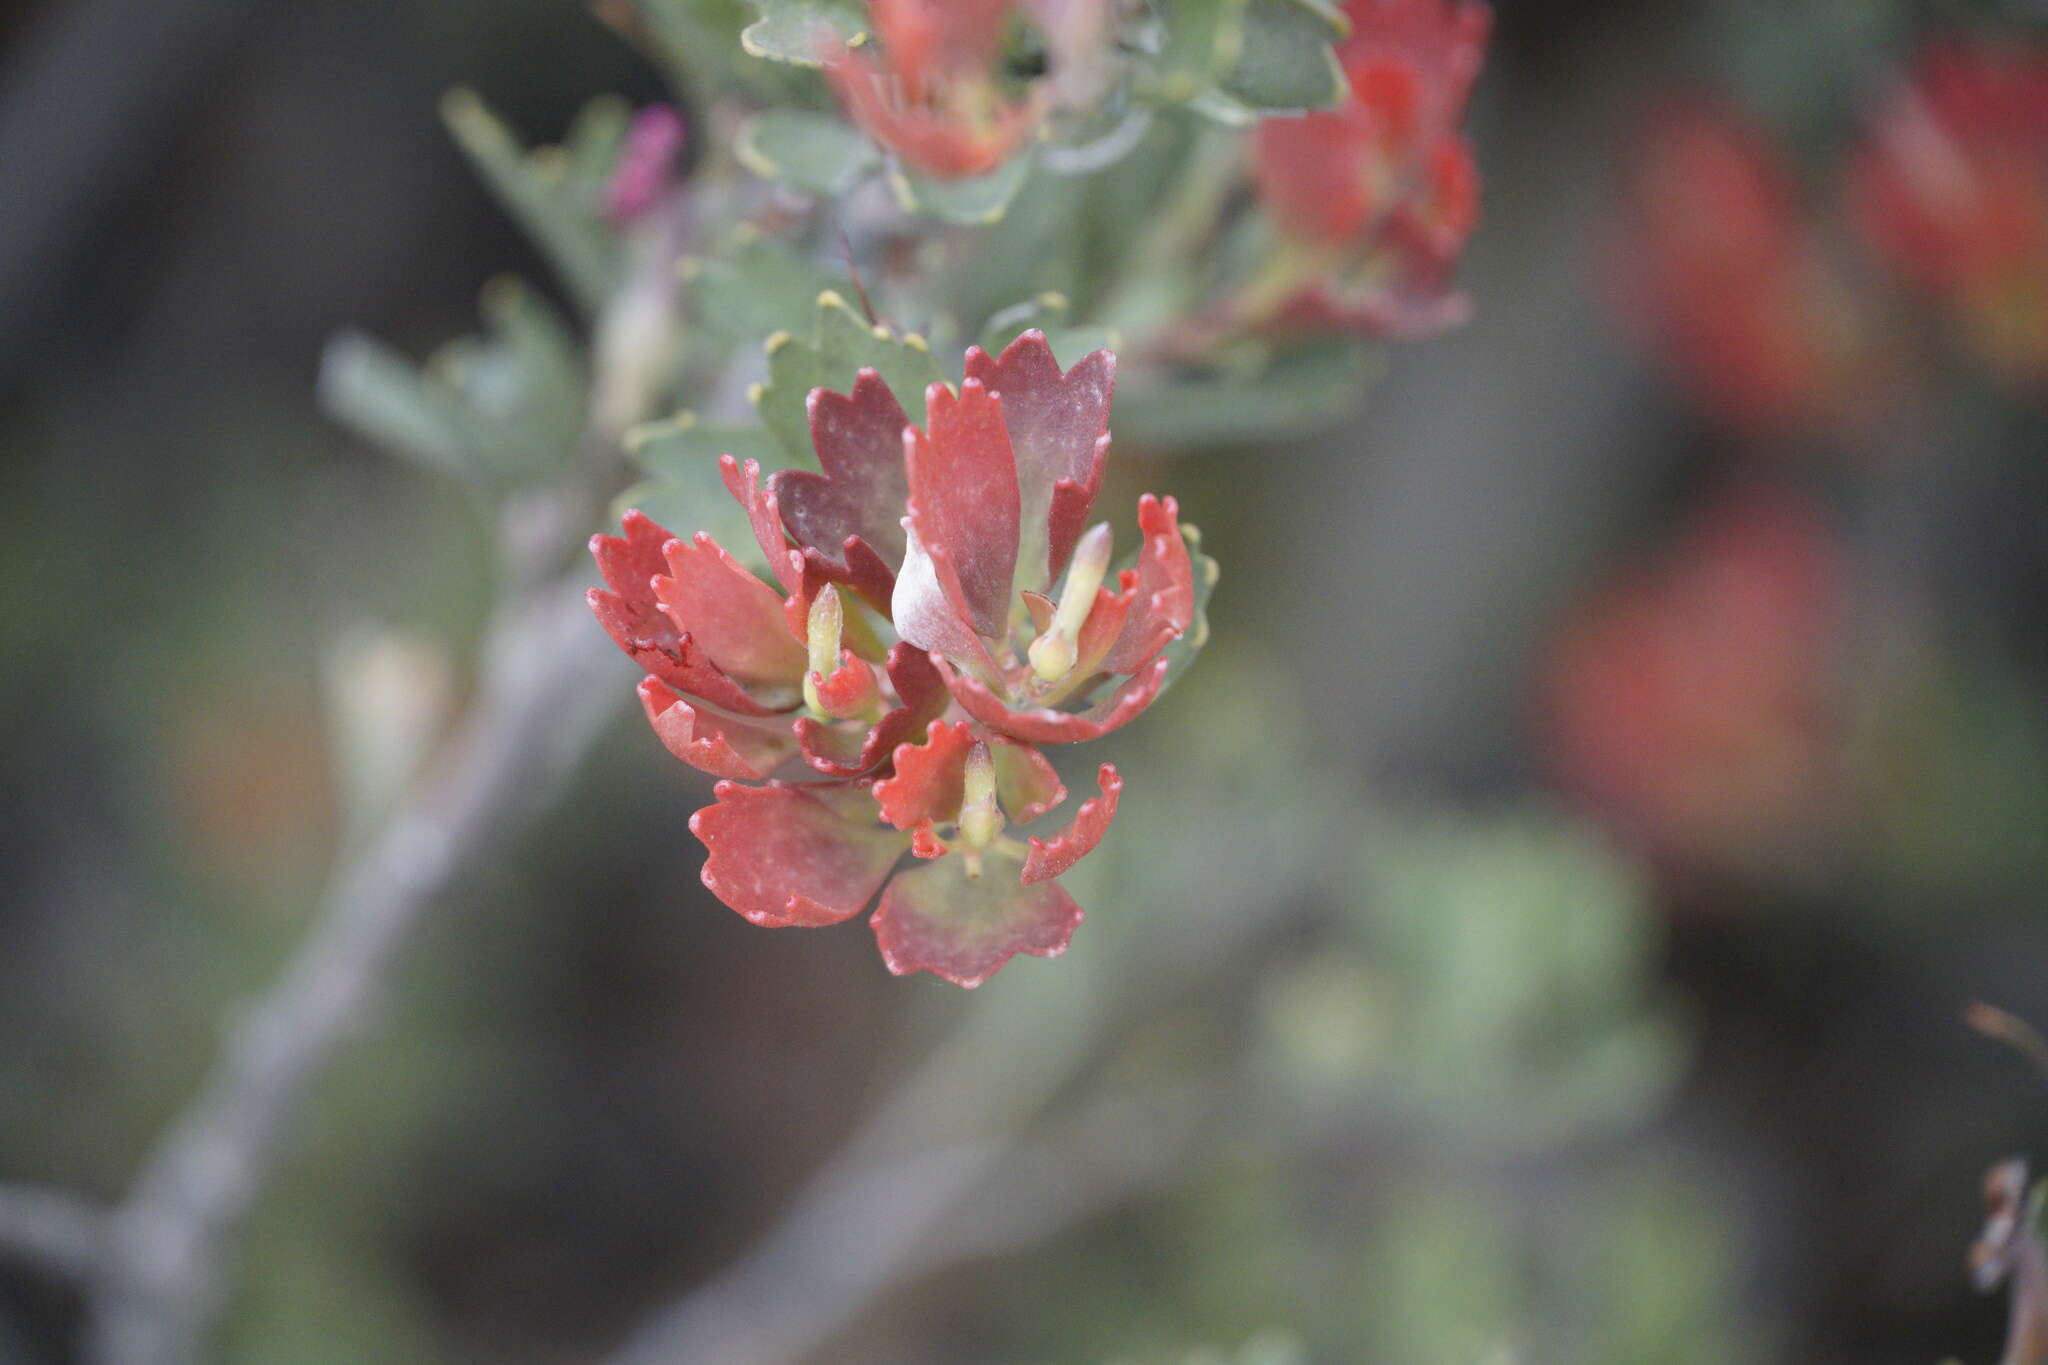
left=589, top=333, right=1212, bottom=985
left=605, top=104, right=688, bottom=225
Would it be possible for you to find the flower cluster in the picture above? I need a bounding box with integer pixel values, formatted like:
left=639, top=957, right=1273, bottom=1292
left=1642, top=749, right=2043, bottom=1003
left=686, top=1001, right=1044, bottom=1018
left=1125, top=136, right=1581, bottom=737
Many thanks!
left=1250, top=0, right=1492, bottom=338
left=1612, top=39, right=2048, bottom=427
left=1538, top=489, right=1843, bottom=877
left=824, top=0, right=1044, bottom=179
left=1851, top=43, right=2048, bottom=385
left=589, top=333, right=1211, bottom=986
left=1610, top=102, right=1864, bottom=430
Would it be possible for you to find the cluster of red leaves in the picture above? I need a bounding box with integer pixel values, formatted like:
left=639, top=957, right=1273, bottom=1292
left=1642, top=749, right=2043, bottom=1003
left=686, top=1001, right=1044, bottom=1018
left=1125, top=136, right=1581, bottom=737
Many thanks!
left=1611, top=104, right=1860, bottom=430
left=1538, top=489, right=1844, bottom=879
left=589, top=333, right=1203, bottom=986
left=1251, top=0, right=1492, bottom=338
left=1850, top=43, right=2048, bottom=385
left=825, top=0, right=1045, bottom=178
left=1614, top=40, right=2048, bottom=428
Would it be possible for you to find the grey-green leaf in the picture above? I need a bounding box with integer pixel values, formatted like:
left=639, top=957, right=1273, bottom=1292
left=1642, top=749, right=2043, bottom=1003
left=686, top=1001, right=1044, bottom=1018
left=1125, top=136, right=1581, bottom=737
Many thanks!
left=889, top=151, right=1036, bottom=225
left=680, top=230, right=852, bottom=345
left=735, top=109, right=881, bottom=195
left=627, top=413, right=786, bottom=481
left=440, top=89, right=625, bottom=319
left=318, top=332, right=481, bottom=482
left=739, top=0, right=870, bottom=65
left=753, top=291, right=945, bottom=465
left=1221, top=0, right=1348, bottom=111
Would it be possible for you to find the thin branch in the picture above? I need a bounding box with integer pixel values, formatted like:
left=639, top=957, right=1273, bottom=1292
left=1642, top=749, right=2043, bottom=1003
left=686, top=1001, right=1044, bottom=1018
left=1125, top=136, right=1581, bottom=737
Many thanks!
left=597, top=769, right=1346, bottom=1365
left=1969, top=1002, right=2048, bottom=1087
left=0, top=1182, right=110, bottom=1282
left=79, top=582, right=621, bottom=1365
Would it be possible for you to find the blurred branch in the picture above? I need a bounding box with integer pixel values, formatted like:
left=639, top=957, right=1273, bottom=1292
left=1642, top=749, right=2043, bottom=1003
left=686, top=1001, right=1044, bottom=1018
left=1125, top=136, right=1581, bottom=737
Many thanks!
left=1968, top=1003, right=2048, bottom=1087
left=603, top=1079, right=1221, bottom=1365
left=0, top=1183, right=109, bottom=1283
left=78, top=575, right=620, bottom=1365
left=599, top=758, right=1346, bottom=1365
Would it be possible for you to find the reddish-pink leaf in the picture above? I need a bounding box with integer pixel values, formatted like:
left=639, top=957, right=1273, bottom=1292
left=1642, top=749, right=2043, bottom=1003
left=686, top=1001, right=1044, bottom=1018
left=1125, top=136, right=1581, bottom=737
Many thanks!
left=870, top=850, right=1085, bottom=987
left=637, top=677, right=797, bottom=779
left=910, top=822, right=949, bottom=859
left=589, top=514, right=780, bottom=717
left=1022, top=764, right=1121, bottom=883
left=964, top=331, right=1114, bottom=590
left=795, top=643, right=951, bottom=779
left=825, top=54, right=1040, bottom=180
left=657, top=534, right=807, bottom=690
left=893, top=523, right=1000, bottom=673
left=992, top=738, right=1065, bottom=823
left=720, top=455, right=804, bottom=594
left=933, top=652, right=1170, bottom=745
left=902, top=379, right=1019, bottom=639
left=1101, top=495, right=1195, bottom=675
left=690, top=780, right=908, bottom=928
left=809, top=649, right=881, bottom=718
left=1069, top=581, right=1135, bottom=681
left=872, top=719, right=975, bottom=830
left=775, top=370, right=911, bottom=571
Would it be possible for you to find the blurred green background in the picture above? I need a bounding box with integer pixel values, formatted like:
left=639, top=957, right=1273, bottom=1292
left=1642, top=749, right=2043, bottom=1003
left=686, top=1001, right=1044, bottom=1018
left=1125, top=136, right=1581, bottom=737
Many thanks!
left=4, top=0, right=2048, bottom=1361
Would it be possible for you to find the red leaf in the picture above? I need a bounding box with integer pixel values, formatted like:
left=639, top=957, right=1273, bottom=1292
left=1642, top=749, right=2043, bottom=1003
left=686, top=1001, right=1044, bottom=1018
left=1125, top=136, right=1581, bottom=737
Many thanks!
left=870, top=850, right=1084, bottom=987
left=809, top=649, right=881, bottom=718
left=796, top=643, right=950, bottom=779
left=964, top=332, right=1115, bottom=590
left=1022, top=764, right=1121, bottom=883
left=1068, top=581, right=1135, bottom=681
left=902, top=379, right=1019, bottom=639
left=934, top=652, right=1170, bottom=745
left=872, top=719, right=975, bottom=830
left=589, top=514, right=781, bottom=717
left=893, top=523, right=1000, bottom=673
left=637, top=677, right=797, bottom=779
left=775, top=370, right=911, bottom=572
left=656, top=533, right=808, bottom=690
left=1101, top=495, right=1195, bottom=674
left=720, top=455, right=804, bottom=594
left=825, top=54, right=1040, bottom=180
left=690, top=780, right=908, bottom=928
left=992, top=738, right=1065, bottom=823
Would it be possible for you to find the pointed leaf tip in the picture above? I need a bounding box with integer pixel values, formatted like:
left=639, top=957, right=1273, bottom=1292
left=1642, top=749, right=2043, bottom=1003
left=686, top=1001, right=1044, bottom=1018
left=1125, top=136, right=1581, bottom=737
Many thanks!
left=1022, top=765, right=1122, bottom=883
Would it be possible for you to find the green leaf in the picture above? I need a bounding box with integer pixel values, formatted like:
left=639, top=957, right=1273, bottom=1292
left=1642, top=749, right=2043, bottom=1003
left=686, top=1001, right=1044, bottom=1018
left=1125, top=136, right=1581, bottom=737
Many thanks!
left=318, top=332, right=482, bottom=483
left=1141, top=0, right=1251, bottom=103
left=976, top=294, right=1117, bottom=367
left=562, top=95, right=631, bottom=202
left=1221, top=0, right=1348, bottom=111
left=613, top=474, right=757, bottom=567
left=626, top=412, right=785, bottom=481
left=630, top=0, right=758, bottom=96
left=735, top=109, right=880, bottom=195
left=680, top=229, right=852, bottom=345
left=889, top=152, right=1035, bottom=225
left=1114, top=343, right=1377, bottom=448
left=320, top=278, right=590, bottom=487
left=440, top=89, right=624, bottom=319
left=739, top=0, right=870, bottom=65
left=753, top=291, right=945, bottom=465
